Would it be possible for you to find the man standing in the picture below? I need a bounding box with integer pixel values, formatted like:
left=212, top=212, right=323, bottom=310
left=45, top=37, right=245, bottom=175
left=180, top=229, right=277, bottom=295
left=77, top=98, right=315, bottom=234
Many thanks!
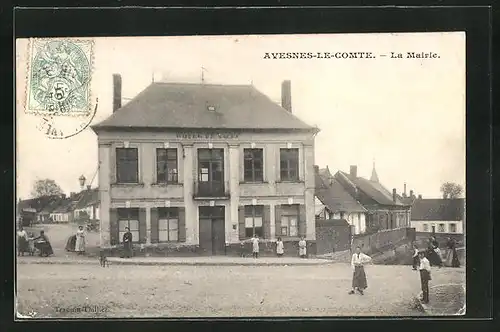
left=418, top=251, right=432, bottom=304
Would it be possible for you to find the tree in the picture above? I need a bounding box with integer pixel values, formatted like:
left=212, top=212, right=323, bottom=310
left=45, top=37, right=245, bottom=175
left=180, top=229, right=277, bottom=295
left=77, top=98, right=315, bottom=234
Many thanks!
left=31, top=179, right=63, bottom=198
left=440, top=182, right=464, bottom=199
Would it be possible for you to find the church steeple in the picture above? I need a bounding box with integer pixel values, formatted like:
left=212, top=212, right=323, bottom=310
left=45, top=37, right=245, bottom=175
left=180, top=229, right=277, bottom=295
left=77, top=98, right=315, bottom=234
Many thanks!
left=370, top=159, right=379, bottom=183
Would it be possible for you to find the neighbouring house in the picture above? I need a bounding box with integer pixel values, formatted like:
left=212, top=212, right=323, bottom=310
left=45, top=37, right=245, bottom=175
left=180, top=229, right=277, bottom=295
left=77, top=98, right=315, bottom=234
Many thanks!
left=72, top=186, right=100, bottom=223
left=91, top=75, right=319, bottom=255
left=36, top=196, right=65, bottom=223
left=49, top=197, right=74, bottom=223
left=410, top=198, right=465, bottom=234
left=314, top=165, right=367, bottom=235
left=333, top=164, right=412, bottom=233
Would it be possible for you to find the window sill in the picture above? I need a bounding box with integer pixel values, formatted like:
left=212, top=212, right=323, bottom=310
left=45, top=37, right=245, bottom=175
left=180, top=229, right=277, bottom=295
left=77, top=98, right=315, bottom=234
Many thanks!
left=275, top=180, right=305, bottom=184
left=239, top=181, right=269, bottom=185
left=111, top=182, right=145, bottom=187
left=151, top=183, right=183, bottom=187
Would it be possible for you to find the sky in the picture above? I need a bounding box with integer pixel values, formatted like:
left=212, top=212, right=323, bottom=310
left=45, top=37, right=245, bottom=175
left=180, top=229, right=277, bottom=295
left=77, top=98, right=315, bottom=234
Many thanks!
left=16, top=33, right=465, bottom=200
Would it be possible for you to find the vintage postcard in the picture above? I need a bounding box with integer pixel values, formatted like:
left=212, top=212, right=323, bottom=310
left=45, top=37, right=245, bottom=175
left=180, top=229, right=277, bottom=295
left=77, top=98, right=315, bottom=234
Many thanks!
left=15, top=33, right=466, bottom=318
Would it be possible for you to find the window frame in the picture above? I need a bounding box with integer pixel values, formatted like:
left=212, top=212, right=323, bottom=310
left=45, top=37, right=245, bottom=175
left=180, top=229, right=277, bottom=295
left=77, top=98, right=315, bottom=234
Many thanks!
left=158, top=207, right=179, bottom=242
left=244, top=205, right=264, bottom=238
left=116, top=147, right=139, bottom=184
left=423, top=223, right=429, bottom=232
left=243, top=148, right=264, bottom=183
left=279, top=148, right=299, bottom=182
left=156, top=148, right=179, bottom=184
left=449, top=223, right=457, bottom=233
left=117, top=208, right=140, bottom=244
left=438, top=223, right=445, bottom=232
left=280, top=204, right=300, bottom=237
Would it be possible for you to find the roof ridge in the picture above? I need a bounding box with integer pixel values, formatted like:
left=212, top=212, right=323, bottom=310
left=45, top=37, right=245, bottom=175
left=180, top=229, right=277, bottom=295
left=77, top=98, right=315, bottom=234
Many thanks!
left=152, top=81, right=253, bottom=88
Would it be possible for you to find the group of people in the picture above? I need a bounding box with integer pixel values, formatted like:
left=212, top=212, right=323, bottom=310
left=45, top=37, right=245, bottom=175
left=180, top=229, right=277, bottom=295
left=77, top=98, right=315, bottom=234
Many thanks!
left=411, top=235, right=461, bottom=270
left=245, top=235, right=308, bottom=258
left=17, top=226, right=54, bottom=257
left=66, top=225, right=88, bottom=254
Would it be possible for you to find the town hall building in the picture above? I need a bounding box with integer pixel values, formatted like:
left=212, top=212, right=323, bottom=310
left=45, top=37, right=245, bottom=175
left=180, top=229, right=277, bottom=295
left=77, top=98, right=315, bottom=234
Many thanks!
left=92, top=75, right=319, bottom=255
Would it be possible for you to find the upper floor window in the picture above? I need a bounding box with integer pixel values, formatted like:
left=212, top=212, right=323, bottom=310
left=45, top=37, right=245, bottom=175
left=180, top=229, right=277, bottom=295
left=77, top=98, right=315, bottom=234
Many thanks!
left=157, top=148, right=178, bottom=183
left=244, top=149, right=263, bottom=182
left=280, top=148, right=299, bottom=182
left=116, top=148, right=138, bottom=183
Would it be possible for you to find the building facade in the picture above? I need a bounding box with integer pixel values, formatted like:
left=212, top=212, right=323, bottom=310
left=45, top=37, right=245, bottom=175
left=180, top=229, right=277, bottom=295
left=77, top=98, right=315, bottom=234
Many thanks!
left=410, top=198, right=464, bottom=234
left=92, top=76, right=319, bottom=255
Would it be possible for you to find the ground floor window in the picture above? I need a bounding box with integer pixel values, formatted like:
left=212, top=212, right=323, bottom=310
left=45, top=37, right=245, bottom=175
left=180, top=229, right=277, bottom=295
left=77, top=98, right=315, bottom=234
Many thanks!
left=280, top=204, right=299, bottom=237
left=438, top=223, right=445, bottom=232
left=449, top=223, right=457, bottom=233
left=423, top=223, right=429, bottom=232
left=158, top=207, right=179, bottom=242
left=118, top=208, right=139, bottom=243
left=244, top=205, right=263, bottom=238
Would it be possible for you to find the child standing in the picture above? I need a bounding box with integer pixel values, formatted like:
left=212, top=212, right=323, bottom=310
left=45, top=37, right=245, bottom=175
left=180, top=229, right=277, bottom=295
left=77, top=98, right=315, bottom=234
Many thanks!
left=412, top=244, right=419, bottom=270
left=276, top=237, right=284, bottom=257
left=27, top=232, right=35, bottom=256
left=251, top=235, right=260, bottom=258
left=298, top=236, right=307, bottom=258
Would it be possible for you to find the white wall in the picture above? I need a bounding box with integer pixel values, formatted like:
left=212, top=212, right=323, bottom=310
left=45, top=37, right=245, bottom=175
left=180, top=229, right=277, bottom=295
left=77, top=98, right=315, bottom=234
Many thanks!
left=411, top=220, right=463, bottom=234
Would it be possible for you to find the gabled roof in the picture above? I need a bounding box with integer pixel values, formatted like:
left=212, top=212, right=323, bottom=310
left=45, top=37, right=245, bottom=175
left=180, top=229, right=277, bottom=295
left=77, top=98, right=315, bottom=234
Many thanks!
left=92, top=82, right=318, bottom=132
left=74, top=188, right=99, bottom=209
left=51, top=199, right=74, bottom=213
left=315, top=170, right=366, bottom=213
left=411, top=198, right=464, bottom=221
left=316, top=219, right=350, bottom=227
left=339, top=171, right=406, bottom=206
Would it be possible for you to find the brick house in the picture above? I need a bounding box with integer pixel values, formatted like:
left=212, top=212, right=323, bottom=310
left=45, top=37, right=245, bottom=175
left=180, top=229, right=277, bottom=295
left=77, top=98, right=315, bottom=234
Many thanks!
left=333, top=164, right=412, bottom=233
left=91, top=75, right=319, bottom=255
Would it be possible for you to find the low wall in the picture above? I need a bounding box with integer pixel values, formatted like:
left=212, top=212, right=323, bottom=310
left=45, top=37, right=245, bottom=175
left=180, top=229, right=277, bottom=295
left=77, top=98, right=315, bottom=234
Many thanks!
left=352, top=227, right=414, bottom=255
left=100, top=240, right=317, bottom=258
left=415, top=232, right=464, bottom=248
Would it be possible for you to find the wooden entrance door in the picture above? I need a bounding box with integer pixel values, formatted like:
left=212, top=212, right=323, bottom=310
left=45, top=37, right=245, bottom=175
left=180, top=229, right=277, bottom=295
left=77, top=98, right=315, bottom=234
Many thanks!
left=198, top=206, right=225, bottom=255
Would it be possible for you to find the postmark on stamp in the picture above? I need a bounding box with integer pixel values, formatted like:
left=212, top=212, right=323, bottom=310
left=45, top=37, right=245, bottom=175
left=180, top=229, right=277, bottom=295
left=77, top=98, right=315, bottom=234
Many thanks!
left=24, top=38, right=97, bottom=139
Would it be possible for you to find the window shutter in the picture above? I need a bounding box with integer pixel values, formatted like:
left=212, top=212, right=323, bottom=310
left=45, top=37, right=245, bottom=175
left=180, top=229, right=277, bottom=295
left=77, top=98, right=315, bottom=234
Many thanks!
left=299, top=204, right=306, bottom=237
left=110, top=208, right=119, bottom=246
left=150, top=208, right=159, bottom=244
left=275, top=205, right=282, bottom=237
left=238, top=206, right=245, bottom=240
left=178, top=207, right=186, bottom=242
left=263, top=205, right=271, bottom=239
left=139, top=208, right=147, bottom=244
left=111, top=148, right=117, bottom=184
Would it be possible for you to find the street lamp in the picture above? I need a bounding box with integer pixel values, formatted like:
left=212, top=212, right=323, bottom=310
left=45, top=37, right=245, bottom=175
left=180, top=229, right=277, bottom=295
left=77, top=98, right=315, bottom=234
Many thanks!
left=79, top=175, right=86, bottom=190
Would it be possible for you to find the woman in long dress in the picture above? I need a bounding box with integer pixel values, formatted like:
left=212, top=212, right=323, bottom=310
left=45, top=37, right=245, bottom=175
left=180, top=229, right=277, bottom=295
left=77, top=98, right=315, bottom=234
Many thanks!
left=446, top=237, right=460, bottom=267
left=122, top=227, right=133, bottom=258
left=427, top=236, right=443, bottom=267
left=17, top=226, right=29, bottom=256
left=34, top=230, right=54, bottom=257
left=298, top=237, right=307, bottom=258
left=349, top=246, right=372, bottom=295
left=75, top=225, right=86, bottom=255
left=276, top=237, right=284, bottom=257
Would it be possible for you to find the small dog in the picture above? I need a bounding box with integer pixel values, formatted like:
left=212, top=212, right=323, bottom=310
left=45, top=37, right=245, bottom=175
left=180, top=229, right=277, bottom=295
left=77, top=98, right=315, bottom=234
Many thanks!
left=99, top=251, right=109, bottom=267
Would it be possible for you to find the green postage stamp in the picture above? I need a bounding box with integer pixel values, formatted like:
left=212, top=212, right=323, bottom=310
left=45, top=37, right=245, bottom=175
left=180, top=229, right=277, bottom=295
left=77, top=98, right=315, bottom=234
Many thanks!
left=25, top=39, right=94, bottom=115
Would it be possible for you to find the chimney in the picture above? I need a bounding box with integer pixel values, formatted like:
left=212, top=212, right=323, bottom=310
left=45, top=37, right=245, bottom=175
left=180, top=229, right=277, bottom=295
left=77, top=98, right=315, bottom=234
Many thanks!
left=349, top=165, right=357, bottom=178
left=113, top=74, right=122, bottom=113
left=392, top=188, right=397, bottom=203
left=418, top=194, right=422, bottom=200
left=281, top=80, right=292, bottom=112
left=410, top=190, right=414, bottom=198
left=86, top=185, right=91, bottom=190
left=404, top=183, right=407, bottom=196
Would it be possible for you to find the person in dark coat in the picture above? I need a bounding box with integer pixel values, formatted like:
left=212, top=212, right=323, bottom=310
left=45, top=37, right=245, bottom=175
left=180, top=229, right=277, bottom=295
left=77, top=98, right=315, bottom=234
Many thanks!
left=65, top=234, right=76, bottom=252
left=122, top=227, right=133, bottom=258
left=427, top=236, right=443, bottom=267
left=17, top=226, right=29, bottom=256
left=34, top=230, right=54, bottom=257
left=446, top=237, right=461, bottom=268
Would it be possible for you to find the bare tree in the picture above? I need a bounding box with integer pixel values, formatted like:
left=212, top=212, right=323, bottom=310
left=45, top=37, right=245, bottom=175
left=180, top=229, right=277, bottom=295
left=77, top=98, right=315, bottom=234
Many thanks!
left=31, top=179, right=63, bottom=198
left=440, top=182, right=464, bottom=199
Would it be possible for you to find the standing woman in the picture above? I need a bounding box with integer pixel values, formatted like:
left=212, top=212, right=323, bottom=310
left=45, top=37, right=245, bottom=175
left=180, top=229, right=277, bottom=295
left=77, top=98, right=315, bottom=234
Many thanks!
left=428, top=236, right=443, bottom=267
left=17, top=226, right=29, bottom=256
left=448, top=237, right=460, bottom=268
left=122, top=227, right=133, bottom=258
left=276, top=237, right=284, bottom=257
left=348, top=246, right=372, bottom=295
left=298, top=236, right=307, bottom=258
left=75, top=225, right=86, bottom=255
left=251, top=234, right=260, bottom=259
